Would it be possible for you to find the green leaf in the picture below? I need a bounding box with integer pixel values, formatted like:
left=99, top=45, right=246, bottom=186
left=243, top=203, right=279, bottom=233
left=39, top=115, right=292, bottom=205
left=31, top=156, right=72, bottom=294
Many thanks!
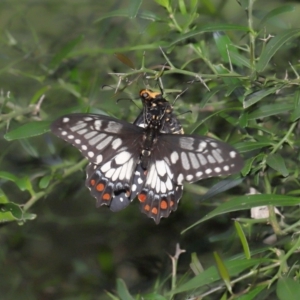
left=182, top=194, right=300, bottom=232
left=213, top=32, right=241, bottom=67
left=276, top=277, right=300, bottom=300
left=169, top=258, right=271, bottom=294
left=39, top=175, right=52, bottom=189
left=4, top=121, right=51, bottom=141
left=228, top=50, right=251, bottom=68
left=266, top=154, right=289, bottom=177
left=30, top=86, right=50, bottom=104
left=0, top=202, right=36, bottom=224
left=143, top=294, right=167, bottom=300
left=237, top=284, right=267, bottom=300
left=243, top=86, right=281, bottom=108
left=235, top=221, right=251, bottom=259
left=190, top=253, right=204, bottom=275
left=128, top=0, right=143, bottom=18
left=0, top=202, right=23, bottom=219
left=155, top=0, right=169, bottom=9
left=234, top=141, right=272, bottom=153
left=248, top=103, right=293, bottom=119
left=94, top=9, right=162, bottom=22
left=257, top=29, right=300, bottom=72
left=200, top=177, right=244, bottom=201
left=116, top=279, right=134, bottom=300
left=259, top=5, right=295, bottom=27
left=214, top=252, right=232, bottom=293
left=170, top=24, right=250, bottom=46
left=291, top=89, right=300, bottom=122
left=49, top=35, right=84, bottom=70
left=0, top=172, right=33, bottom=192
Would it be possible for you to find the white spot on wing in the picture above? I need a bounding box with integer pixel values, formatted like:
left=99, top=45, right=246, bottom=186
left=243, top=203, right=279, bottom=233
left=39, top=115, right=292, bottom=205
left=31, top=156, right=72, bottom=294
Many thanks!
left=197, top=141, right=207, bottom=152
left=94, top=120, right=102, bottom=130
left=197, top=153, right=207, bottom=165
left=212, top=149, right=224, bottom=163
left=77, top=129, right=88, bottom=135
left=186, top=174, right=193, bottom=181
left=181, top=152, right=190, bottom=170
left=75, top=139, right=81, bottom=144
left=89, top=133, right=106, bottom=145
left=84, top=131, right=98, bottom=139
left=230, top=151, right=237, bottom=158
left=70, top=123, right=86, bottom=132
left=84, top=117, right=93, bottom=121
left=112, top=138, right=122, bottom=149
left=62, top=117, right=70, bottom=123
left=223, top=165, right=230, bottom=171
left=101, top=161, right=111, bottom=173
left=88, top=151, right=94, bottom=158
left=205, top=168, right=212, bottom=174
left=188, top=152, right=200, bottom=169
left=96, top=154, right=103, bottom=164
left=196, top=171, right=203, bottom=177
left=105, top=121, right=122, bottom=133
left=115, top=151, right=131, bottom=165
left=170, top=151, right=179, bottom=164
left=96, top=136, right=113, bottom=150
left=207, top=155, right=216, bottom=164
left=177, top=173, right=184, bottom=184
left=179, top=137, right=194, bottom=150
left=156, top=160, right=166, bottom=176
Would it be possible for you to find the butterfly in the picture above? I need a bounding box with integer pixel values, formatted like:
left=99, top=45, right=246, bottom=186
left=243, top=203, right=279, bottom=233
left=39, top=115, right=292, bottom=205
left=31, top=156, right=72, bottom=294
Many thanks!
left=51, top=89, right=243, bottom=223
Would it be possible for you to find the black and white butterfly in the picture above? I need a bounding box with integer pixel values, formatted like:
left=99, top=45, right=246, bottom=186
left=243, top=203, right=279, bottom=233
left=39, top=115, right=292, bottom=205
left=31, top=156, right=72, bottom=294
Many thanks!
left=51, top=89, right=243, bottom=223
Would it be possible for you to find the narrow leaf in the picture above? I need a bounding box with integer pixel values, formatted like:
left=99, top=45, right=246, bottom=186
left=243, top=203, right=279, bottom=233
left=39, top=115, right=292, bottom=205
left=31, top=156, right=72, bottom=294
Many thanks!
left=214, top=252, right=232, bottom=293
left=257, top=29, right=300, bottom=72
left=4, top=121, right=51, bottom=141
left=49, top=35, right=83, bottom=70
left=128, top=0, right=143, bottom=18
left=266, top=154, right=289, bottom=177
left=182, top=194, right=300, bottom=233
left=116, top=279, right=134, bottom=300
left=169, top=258, right=271, bottom=294
left=259, top=5, right=295, bottom=27
left=170, top=24, right=250, bottom=46
left=290, top=89, right=300, bottom=122
left=235, top=221, right=251, bottom=259
left=243, top=86, right=280, bottom=108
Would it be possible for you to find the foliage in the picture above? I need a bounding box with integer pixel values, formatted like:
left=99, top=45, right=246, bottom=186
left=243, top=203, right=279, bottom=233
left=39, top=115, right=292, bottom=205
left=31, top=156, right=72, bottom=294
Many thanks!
left=1, top=0, right=300, bottom=299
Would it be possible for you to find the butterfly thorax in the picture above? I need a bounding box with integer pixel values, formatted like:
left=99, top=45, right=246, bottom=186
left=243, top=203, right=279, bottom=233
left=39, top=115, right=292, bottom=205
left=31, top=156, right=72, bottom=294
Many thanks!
left=138, top=89, right=184, bottom=134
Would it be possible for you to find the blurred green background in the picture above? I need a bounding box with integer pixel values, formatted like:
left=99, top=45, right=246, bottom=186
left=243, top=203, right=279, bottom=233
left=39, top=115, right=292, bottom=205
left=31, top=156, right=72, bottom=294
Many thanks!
left=1, top=0, right=300, bottom=299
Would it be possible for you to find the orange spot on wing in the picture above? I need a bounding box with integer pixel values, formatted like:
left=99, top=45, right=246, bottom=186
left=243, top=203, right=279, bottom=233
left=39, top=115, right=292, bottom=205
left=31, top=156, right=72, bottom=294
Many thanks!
left=138, top=193, right=147, bottom=203
left=170, top=200, right=174, bottom=207
left=144, top=204, right=150, bottom=211
left=96, top=183, right=105, bottom=191
left=102, top=193, right=111, bottom=201
left=90, top=179, right=96, bottom=186
left=160, top=200, right=168, bottom=210
left=151, top=207, right=158, bottom=215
